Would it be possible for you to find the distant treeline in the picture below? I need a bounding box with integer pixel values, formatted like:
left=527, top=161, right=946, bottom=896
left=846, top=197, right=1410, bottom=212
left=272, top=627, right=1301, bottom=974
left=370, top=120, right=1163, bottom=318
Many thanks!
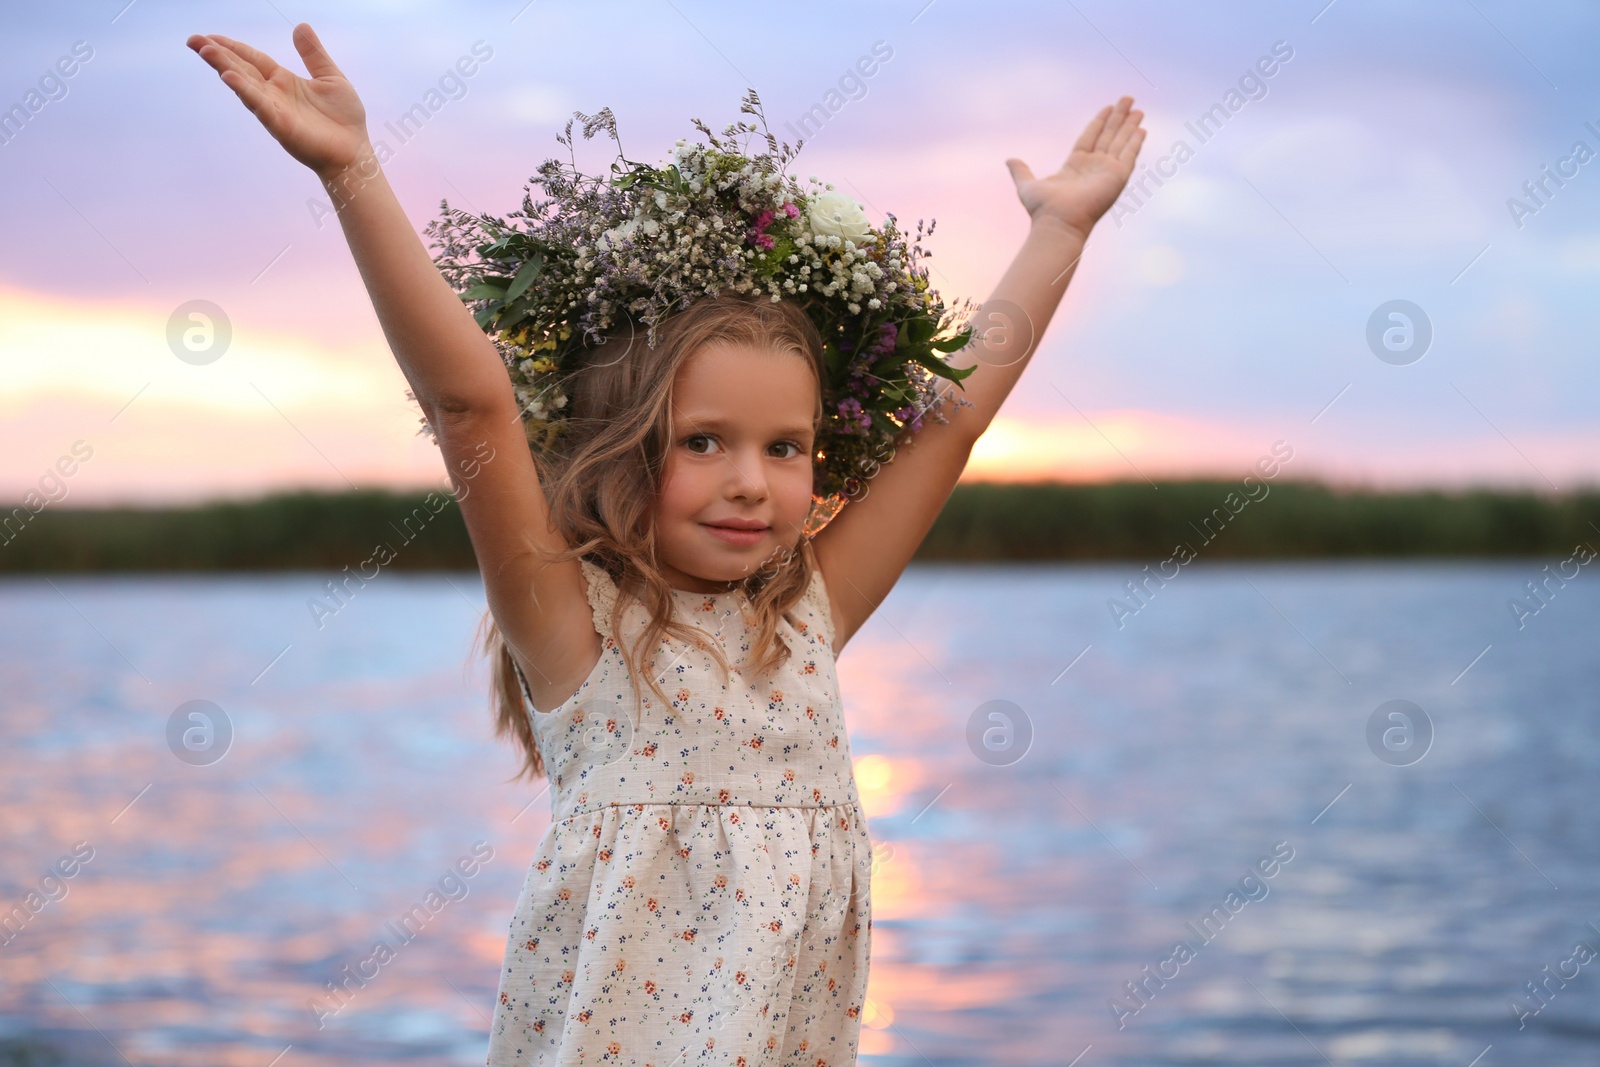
left=1, top=479, right=1597, bottom=573
left=918, top=479, right=1600, bottom=561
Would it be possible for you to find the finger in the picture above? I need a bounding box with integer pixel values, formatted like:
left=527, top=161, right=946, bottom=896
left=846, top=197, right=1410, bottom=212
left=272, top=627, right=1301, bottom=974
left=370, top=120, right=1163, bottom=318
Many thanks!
left=292, top=22, right=345, bottom=80
left=1004, top=158, right=1035, bottom=188
left=205, top=32, right=283, bottom=81
left=1094, top=96, right=1133, bottom=155
left=1116, top=126, right=1147, bottom=168
left=1107, top=108, right=1143, bottom=156
left=187, top=34, right=236, bottom=77
left=219, top=65, right=277, bottom=124
left=1097, top=102, right=1136, bottom=161
left=191, top=36, right=270, bottom=96
left=1070, top=104, right=1113, bottom=158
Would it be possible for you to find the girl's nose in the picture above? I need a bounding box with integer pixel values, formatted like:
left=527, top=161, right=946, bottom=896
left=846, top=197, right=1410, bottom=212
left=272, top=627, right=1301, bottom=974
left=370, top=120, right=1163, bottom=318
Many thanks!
left=726, top=449, right=769, bottom=499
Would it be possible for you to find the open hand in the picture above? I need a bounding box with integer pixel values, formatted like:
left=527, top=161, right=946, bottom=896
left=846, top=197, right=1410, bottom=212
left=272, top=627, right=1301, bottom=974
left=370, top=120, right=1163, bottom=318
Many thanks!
left=186, top=23, right=370, bottom=181
left=1005, top=96, right=1146, bottom=241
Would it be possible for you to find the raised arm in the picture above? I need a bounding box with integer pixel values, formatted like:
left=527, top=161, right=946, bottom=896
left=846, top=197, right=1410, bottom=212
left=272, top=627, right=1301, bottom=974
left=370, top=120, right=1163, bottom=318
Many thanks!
left=187, top=23, right=598, bottom=708
left=813, top=96, right=1145, bottom=648
left=186, top=24, right=513, bottom=420
left=939, top=98, right=1146, bottom=434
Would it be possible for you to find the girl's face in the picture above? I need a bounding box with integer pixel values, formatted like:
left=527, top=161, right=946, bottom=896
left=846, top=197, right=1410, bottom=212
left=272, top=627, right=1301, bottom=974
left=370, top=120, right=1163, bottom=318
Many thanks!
left=654, top=341, right=818, bottom=593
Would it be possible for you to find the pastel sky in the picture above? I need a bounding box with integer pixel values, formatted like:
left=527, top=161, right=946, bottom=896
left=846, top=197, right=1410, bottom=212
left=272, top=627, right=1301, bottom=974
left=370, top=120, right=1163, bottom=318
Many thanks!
left=3, top=0, right=1597, bottom=506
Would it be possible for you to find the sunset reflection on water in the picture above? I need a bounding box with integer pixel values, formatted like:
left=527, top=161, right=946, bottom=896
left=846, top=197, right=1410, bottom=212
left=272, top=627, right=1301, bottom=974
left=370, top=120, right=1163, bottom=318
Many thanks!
left=3, top=563, right=1596, bottom=1066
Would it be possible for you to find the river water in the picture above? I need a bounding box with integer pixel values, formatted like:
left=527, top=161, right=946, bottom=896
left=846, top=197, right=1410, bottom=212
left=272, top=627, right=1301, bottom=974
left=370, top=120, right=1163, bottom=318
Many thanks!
left=1, top=561, right=1595, bottom=1066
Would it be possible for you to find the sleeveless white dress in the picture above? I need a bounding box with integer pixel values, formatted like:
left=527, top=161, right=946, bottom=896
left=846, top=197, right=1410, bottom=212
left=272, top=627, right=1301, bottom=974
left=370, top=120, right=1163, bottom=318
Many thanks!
left=487, top=558, right=874, bottom=1067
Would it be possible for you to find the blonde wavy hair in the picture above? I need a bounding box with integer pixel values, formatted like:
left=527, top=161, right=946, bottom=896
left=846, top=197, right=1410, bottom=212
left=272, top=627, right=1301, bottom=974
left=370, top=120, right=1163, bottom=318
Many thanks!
left=474, top=292, right=829, bottom=783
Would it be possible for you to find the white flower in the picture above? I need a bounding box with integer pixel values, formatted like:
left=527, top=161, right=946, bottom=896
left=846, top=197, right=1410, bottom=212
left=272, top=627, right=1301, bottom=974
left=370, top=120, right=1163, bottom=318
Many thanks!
left=595, top=217, right=641, bottom=251
left=805, top=191, right=873, bottom=244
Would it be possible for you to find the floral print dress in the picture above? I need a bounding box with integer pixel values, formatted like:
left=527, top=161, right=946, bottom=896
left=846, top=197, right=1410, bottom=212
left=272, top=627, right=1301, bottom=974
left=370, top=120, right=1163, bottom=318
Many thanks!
left=487, top=558, right=873, bottom=1067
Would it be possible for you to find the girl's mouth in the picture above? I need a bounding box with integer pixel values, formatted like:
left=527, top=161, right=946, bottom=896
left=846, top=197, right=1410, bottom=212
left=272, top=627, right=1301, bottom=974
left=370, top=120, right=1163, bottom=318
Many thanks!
left=701, top=522, right=768, bottom=547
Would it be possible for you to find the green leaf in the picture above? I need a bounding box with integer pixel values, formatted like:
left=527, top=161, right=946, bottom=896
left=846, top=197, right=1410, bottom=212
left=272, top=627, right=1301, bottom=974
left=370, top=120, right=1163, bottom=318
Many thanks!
left=504, top=255, right=544, bottom=302
left=499, top=291, right=541, bottom=330
left=822, top=341, right=845, bottom=378
left=930, top=326, right=973, bottom=353
left=473, top=302, right=503, bottom=329
left=909, top=346, right=976, bottom=382
left=462, top=280, right=509, bottom=301
left=903, top=315, right=935, bottom=346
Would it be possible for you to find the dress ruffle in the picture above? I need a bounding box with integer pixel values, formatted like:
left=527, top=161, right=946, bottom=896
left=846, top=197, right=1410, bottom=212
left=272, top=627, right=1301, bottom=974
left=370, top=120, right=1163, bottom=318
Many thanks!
left=494, top=801, right=871, bottom=1066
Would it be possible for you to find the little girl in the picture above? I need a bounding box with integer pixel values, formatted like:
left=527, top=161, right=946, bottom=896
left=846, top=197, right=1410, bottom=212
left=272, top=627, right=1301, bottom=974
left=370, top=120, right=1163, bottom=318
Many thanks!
left=189, top=22, right=1143, bottom=1067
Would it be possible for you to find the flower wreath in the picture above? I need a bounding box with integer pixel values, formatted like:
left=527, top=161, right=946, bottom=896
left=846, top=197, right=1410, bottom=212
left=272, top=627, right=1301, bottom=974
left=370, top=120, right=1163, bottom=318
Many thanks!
left=420, top=88, right=977, bottom=527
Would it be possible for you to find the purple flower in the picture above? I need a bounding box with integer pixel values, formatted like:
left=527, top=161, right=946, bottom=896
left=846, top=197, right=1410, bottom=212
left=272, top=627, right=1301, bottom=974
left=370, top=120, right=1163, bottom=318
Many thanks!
left=866, top=322, right=897, bottom=357
left=837, top=397, right=872, bottom=431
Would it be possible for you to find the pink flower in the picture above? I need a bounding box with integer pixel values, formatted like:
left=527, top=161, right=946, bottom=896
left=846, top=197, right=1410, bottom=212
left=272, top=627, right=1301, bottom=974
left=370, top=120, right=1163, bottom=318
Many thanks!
left=747, top=208, right=780, bottom=249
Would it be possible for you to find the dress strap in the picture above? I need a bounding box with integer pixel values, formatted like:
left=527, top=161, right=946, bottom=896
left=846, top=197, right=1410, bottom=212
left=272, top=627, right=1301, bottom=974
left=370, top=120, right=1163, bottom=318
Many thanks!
left=510, top=656, right=540, bottom=716
left=507, top=559, right=618, bottom=718
left=794, top=563, right=835, bottom=648
left=578, top=557, right=620, bottom=641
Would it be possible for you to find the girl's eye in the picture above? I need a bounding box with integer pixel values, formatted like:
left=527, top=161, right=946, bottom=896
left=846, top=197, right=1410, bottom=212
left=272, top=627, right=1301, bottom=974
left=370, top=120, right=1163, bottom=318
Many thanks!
left=685, top=436, right=805, bottom=458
